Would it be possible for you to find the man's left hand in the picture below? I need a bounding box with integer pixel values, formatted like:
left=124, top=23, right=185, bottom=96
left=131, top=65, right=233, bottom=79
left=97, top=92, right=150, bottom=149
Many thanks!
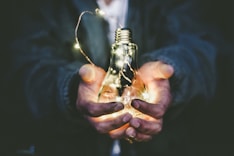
left=125, top=61, right=174, bottom=142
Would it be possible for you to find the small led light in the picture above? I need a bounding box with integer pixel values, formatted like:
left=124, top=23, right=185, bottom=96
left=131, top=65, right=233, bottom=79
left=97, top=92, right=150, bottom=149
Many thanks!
left=74, top=42, right=80, bottom=49
left=74, top=8, right=121, bottom=65
left=116, top=60, right=124, bottom=68
left=95, top=8, right=105, bottom=17
left=142, top=91, right=150, bottom=100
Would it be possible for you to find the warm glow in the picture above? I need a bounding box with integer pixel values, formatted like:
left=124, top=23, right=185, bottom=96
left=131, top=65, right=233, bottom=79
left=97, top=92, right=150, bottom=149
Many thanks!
left=116, top=96, right=122, bottom=102
left=115, top=48, right=124, bottom=56
left=97, top=28, right=154, bottom=124
left=142, top=91, right=150, bottom=100
left=116, top=60, right=124, bottom=68
left=97, top=110, right=124, bottom=121
left=95, top=8, right=105, bottom=17
left=74, top=42, right=80, bottom=49
left=109, top=123, right=129, bottom=135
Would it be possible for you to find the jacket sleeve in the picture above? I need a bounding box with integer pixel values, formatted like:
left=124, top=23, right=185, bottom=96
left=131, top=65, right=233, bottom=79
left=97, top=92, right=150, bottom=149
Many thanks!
left=139, top=0, right=219, bottom=116
left=3, top=1, right=90, bottom=133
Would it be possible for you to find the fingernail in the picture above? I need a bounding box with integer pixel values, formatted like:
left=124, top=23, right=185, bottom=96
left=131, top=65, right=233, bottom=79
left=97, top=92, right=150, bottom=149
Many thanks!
left=114, top=104, right=124, bottom=111
left=161, top=64, right=174, bottom=78
left=132, top=120, right=140, bottom=128
left=132, top=100, right=140, bottom=109
left=123, top=114, right=132, bottom=122
left=126, top=127, right=136, bottom=138
left=79, top=64, right=95, bottom=82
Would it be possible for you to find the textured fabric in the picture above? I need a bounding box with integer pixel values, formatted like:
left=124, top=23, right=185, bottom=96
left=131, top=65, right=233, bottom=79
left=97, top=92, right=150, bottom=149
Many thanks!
left=1, top=0, right=229, bottom=155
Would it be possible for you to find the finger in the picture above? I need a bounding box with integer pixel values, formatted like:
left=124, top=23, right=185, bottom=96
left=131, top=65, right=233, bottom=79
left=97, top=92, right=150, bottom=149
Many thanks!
left=125, top=127, right=137, bottom=138
left=79, top=64, right=95, bottom=83
left=155, top=61, right=174, bottom=79
left=145, top=77, right=172, bottom=104
left=77, top=64, right=105, bottom=102
left=138, top=61, right=174, bottom=80
left=79, top=64, right=105, bottom=83
left=129, top=118, right=162, bottom=135
left=132, top=99, right=169, bottom=118
left=80, top=101, right=124, bottom=117
left=133, top=132, right=152, bottom=142
left=89, top=113, right=132, bottom=134
left=109, top=123, right=129, bottom=139
left=125, top=127, right=152, bottom=142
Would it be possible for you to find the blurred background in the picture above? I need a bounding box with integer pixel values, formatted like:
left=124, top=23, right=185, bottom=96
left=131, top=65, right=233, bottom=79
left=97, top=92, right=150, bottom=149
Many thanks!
left=0, top=0, right=233, bottom=155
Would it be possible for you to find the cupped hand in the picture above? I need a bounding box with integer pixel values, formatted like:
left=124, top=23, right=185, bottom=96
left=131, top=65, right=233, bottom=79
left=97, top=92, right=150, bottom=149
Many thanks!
left=126, top=61, right=174, bottom=142
left=76, top=64, right=132, bottom=136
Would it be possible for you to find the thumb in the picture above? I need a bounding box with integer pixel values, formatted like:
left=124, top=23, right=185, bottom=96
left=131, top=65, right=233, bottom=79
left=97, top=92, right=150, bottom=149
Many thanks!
left=79, top=64, right=96, bottom=83
left=156, top=62, right=174, bottom=79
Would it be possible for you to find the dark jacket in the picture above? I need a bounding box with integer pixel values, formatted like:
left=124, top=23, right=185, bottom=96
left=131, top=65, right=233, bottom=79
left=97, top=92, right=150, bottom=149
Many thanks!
left=1, top=0, right=225, bottom=155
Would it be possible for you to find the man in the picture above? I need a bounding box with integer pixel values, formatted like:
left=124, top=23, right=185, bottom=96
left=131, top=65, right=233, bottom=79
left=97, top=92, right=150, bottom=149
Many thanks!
left=1, top=0, right=223, bottom=155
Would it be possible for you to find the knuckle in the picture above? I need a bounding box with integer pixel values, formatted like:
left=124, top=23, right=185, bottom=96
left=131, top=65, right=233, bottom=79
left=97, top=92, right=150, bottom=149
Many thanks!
left=95, top=124, right=106, bottom=134
left=111, top=122, right=120, bottom=130
left=153, top=124, right=162, bottom=134
left=154, top=107, right=164, bottom=118
left=157, top=125, right=162, bottom=133
left=87, top=105, right=99, bottom=116
left=109, top=134, right=119, bottom=139
left=76, top=101, right=84, bottom=110
left=87, top=109, right=95, bottom=116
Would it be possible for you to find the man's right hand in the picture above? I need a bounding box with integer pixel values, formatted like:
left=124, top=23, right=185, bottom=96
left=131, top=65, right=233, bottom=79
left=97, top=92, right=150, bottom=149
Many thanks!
left=76, top=64, right=132, bottom=137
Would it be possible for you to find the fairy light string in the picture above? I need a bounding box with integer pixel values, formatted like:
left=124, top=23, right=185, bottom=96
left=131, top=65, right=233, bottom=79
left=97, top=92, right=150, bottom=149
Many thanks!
left=74, top=8, right=136, bottom=94
left=74, top=8, right=113, bottom=65
left=74, top=8, right=153, bottom=116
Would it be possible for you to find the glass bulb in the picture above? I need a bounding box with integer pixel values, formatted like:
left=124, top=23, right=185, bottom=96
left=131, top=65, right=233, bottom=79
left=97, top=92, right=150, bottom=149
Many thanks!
left=98, top=28, right=148, bottom=119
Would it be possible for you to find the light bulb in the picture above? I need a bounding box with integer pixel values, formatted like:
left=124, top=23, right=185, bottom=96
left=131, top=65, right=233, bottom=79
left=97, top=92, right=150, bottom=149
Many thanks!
left=98, top=28, right=149, bottom=119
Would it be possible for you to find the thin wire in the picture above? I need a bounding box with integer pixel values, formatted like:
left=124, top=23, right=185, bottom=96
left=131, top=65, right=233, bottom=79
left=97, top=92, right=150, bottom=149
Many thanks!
left=74, top=8, right=123, bottom=65
left=75, top=11, right=95, bottom=65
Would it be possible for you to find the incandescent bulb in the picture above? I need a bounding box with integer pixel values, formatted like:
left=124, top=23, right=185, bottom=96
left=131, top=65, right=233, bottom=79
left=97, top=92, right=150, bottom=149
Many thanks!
left=98, top=28, right=149, bottom=119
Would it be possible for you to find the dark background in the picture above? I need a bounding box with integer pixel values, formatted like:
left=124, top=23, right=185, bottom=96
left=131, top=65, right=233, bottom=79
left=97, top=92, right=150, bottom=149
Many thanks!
left=0, top=0, right=233, bottom=156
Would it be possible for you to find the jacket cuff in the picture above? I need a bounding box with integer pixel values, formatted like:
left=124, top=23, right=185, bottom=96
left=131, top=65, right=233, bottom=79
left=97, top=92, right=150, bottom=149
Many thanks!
left=57, top=62, right=84, bottom=121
